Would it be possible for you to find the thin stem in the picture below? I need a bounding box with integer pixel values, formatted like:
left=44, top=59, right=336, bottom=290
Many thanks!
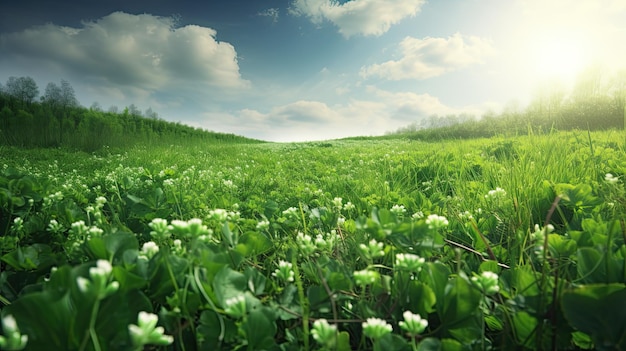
left=292, top=255, right=309, bottom=351
left=194, top=267, right=225, bottom=347
left=79, top=298, right=102, bottom=351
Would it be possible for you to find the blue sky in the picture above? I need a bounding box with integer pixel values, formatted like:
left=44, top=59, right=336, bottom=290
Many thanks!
left=1, top=0, right=625, bottom=141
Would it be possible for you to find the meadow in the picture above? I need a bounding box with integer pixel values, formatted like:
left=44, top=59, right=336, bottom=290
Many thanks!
left=1, top=129, right=625, bottom=350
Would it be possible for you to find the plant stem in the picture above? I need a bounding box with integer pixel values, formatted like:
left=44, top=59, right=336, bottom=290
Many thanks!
left=79, top=298, right=102, bottom=351
left=292, top=255, right=309, bottom=351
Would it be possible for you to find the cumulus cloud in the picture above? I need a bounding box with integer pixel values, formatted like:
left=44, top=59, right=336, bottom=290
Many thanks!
left=0, top=12, right=250, bottom=92
left=192, top=86, right=493, bottom=142
left=289, top=0, right=426, bottom=37
left=361, top=33, right=495, bottom=80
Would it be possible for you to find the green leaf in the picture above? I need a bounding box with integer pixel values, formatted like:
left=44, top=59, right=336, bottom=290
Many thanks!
left=376, top=333, right=410, bottom=351
left=237, top=231, right=273, bottom=256
left=113, top=266, right=147, bottom=291
left=424, top=262, right=450, bottom=311
left=212, top=265, right=247, bottom=308
left=104, top=231, right=139, bottom=262
left=577, top=248, right=606, bottom=283
left=561, top=283, right=626, bottom=350
left=242, top=296, right=276, bottom=349
left=197, top=310, right=238, bottom=350
left=244, top=266, right=266, bottom=296
left=1, top=244, right=56, bottom=271
left=512, top=311, right=537, bottom=348
left=441, top=274, right=482, bottom=327
left=407, top=281, right=437, bottom=317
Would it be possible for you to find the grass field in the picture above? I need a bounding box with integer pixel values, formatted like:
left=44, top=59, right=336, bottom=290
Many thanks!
left=1, top=130, right=626, bottom=350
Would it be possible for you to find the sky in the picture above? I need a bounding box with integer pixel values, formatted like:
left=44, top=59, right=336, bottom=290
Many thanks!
left=1, top=0, right=625, bottom=142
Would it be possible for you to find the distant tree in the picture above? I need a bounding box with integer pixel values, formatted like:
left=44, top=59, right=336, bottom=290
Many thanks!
left=108, top=105, right=119, bottom=114
left=42, top=82, right=63, bottom=108
left=90, top=102, right=102, bottom=112
left=4, top=76, right=39, bottom=103
left=60, top=79, right=79, bottom=108
left=42, top=80, right=79, bottom=109
left=127, top=104, right=142, bottom=116
left=145, top=107, right=159, bottom=119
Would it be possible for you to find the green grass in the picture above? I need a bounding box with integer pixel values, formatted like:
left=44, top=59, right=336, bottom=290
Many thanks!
left=1, top=130, right=626, bottom=350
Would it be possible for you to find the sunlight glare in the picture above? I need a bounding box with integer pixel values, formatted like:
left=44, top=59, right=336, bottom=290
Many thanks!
left=531, top=33, right=588, bottom=81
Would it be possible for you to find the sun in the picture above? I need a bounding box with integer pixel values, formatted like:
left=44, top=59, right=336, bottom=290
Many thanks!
left=530, top=32, right=589, bottom=81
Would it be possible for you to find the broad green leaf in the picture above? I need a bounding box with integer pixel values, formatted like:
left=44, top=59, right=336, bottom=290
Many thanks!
left=336, top=331, right=352, bottom=351
left=561, top=283, right=626, bottom=350
left=237, top=231, right=273, bottom=256
left=212, top=265, right=247, bottom=308
left=244, top=266, right=266, bottom=296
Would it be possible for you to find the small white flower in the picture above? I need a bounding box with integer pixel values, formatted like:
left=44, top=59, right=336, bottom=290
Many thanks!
left=390, top=204, right=407, bottom=215
left=311, top=319, right=337, bottom=347
left=425, top=214, right=448, bottom=230
left=362, top=318, right=392, bottom=339
left=399, top=311, right=428, bottom=335
left=353, top=269, right=379, bottom=286
left=141, top=241, right=160, bottom=259
left=472, top=271, right=500, bottom=295
left=605, top=173, right=619, bottom=184
left=272, top=260, right=295, bottom=283
left=395, top=253, right=425, bottom=273
left=224, top=295, right=247, bottom=318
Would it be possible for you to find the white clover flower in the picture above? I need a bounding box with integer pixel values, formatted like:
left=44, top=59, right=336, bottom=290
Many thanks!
left=272, top=260, right=295, bottom=283
left=395, top=253, right=425, bottom=273
left=141, top=241, right=160, bottom=259
left=0, top=315, right=28, bottom=350
left=187, top=218, right=210, bottom=237
left=70, top=220, right=88, bottom=236
left=485, top=187, right=507, bottom=201
left=311, top=319, right=337, bottom=347
left=399, top=311, right=428, bottom=336
left=149, top=218, right=171, bottom=241
left=459, top=211, right=474, bottom=221
left=128, top=311, right=174, bottom=348
left=208, top=209, right=229, bottom=222
left=224, top=295, right=247, bottom=318
left=353, top=269, right=379, bottom=286
left=390, top=204, right=407, bottom=215
left=332, top=197, right=343, bottom=210
left=12, top=217, right=24, bottom=233
left=77, top=260, right=119, bottom=299
left=95, top=196, right=107, bottom=205
left=362, top=318, right=392, bottom=340
left=282, top=207, right=299, bottom=218
left=256, top=219, right=270, bottom=231
left=412, top=211, right=424, bottom=220
left=472, top=271, right=500, bottom=295
left=358, top=239, right=385, bottom=260
left=605, top=173, right=619, bottom=184
left=296, top=232, right=317, bottom=256
left=425, top=214, right=448, bottom=230
left=337, top=216, right=346, bottom=226
left=314, top=234, right=328, bottom=250
left=343, top=201, right=355, bottom=211
left=87, top=226, right=104, bottom=237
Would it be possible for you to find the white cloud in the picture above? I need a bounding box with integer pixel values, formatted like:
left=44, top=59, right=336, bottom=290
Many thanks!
left=0, top=12, right=249, bottom=93
left=361, top=33, right=495, bottom=80
left=258, top=8, right=280, bottom=23
left=289, top=0, right=426, bottom=37
left=189, top=86, right=495, bottom=142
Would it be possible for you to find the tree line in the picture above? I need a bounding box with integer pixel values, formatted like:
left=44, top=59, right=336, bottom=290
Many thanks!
left=0, top=76, right=262, bottom=151
left=392, top=67, right=626, bottom=140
